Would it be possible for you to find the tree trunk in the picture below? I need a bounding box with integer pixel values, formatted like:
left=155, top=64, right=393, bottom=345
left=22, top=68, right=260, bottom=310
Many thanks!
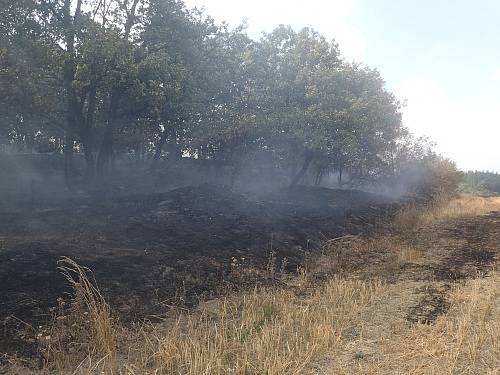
left=290, top=150, right=314, bottom=188
left=94, top=0, right=140, bottom=177
left=63, top=90, right=80, bottom=186
left=64, top=131, right=75, bottom=187
left=150, top=127, right=170, bottom=171
left=62, top=0, right=82, bottom=188
left=96, top=126, right=114, bottom=175
left=96, top=87, right=120, bottom=175
left=81, top=82, right=98, bottom=180
left=315, top=169, right=324, bottom=186
left=166, top=137, right=182, bottom=161
left=82, top=144, right=95, bottom=181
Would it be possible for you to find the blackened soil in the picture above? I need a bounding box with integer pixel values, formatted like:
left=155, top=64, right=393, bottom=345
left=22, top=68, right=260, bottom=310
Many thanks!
left=0, top=184, right=400, bottom=358
left=432, top=215, right=498, bottom=281
left=406, top=212, right=500, bottom=324
left=407, top=285, right=451, bottom=325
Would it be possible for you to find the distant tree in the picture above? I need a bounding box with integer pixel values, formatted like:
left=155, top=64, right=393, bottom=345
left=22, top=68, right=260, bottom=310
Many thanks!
left=461, top=171, right=500, bottom=195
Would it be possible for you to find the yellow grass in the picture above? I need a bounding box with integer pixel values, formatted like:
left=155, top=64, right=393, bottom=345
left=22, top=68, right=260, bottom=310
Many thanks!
left=396, top=243, right=422, bottom=262
left=322, top=195, right=500, bottom=374
left=400, top=273, right=500, bottom=374
left=11, top=262, right=383, bottom=374
left=355, top=272, right=500, bottom=375
left=38, top=258, right=116, bottom=373
left=395, top=194, right=500, bottom=230
left=6, top=195, right=500, bottom=374
left=43, top=276, right=382, bottom=374
left=58, top=257, right=115, bottom=356
left=153, top=277, right=383, bottom=375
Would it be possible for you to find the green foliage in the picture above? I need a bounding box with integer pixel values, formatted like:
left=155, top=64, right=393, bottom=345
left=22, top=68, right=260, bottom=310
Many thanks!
left=0, top=0, right=454, bottom=192
left=460, top=171, right=500, bottom=196
left=423, top=158, right=463, bottom=197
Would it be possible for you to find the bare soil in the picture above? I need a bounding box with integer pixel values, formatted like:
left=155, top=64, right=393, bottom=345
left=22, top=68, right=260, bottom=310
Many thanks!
left=406, top=211, right=500, bottom=324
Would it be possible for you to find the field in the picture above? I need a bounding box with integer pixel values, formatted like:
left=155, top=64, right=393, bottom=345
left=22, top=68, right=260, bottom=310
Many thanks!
left=3, top=1, right=497, bottom=373
left=1, top=193, right=499, bottom=374
left=0, top=185, right=400, bottom=360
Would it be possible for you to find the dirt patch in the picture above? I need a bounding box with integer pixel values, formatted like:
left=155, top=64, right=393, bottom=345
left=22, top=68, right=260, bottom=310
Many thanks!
left=405, top=212, right=500, bottom=324
left=432, top=216, right=497, bottom=281
left=406, top=285, right=450, bottom=324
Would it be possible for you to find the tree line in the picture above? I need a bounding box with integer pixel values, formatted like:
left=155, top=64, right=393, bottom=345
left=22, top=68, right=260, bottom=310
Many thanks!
left=461, top=171, right=500, bottom=196
left=0, top=0, right=458, bottom=192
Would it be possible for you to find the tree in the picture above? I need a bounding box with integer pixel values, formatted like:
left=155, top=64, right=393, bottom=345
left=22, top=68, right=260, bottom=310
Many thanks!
left=0, top=1, right=448, bottom=194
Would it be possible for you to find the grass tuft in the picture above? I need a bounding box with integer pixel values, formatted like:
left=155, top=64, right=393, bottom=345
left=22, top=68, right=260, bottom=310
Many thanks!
left=37, top=257, right=117, bottom=373
left=57, top=257, right=116, bottom=357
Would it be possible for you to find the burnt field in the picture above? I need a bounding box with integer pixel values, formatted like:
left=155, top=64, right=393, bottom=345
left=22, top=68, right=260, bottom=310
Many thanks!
left=0, top=184, right=403, bottom=357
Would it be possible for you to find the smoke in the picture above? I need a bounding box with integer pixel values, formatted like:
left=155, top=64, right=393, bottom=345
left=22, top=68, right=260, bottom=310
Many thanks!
left=0, top=148, right=434, bottom=214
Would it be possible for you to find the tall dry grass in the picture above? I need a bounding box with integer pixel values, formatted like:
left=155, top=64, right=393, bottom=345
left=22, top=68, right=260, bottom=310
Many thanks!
left=38, top=258, right=116, bottom=373
left=151, top=277, right=383, bottom=375
left=15, top=259, right=383, bottom=374
left=394, top=194, right=500, bottom=232
left=58, top=257, right=115, bottom=356
left=48, top=276, right=382, bottom=374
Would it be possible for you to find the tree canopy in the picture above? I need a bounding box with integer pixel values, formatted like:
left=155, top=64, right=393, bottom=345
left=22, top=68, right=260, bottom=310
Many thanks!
left=0, top=0, right=453, bottom=192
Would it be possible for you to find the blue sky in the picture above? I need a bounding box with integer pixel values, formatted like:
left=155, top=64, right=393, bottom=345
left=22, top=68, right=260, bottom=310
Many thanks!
left=185, top=0, right=500, bottom=172
left=356, top=1, right=500, bottom=89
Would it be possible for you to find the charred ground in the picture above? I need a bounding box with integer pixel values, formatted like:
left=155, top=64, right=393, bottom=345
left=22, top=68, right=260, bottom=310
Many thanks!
left=0, top=184, right=402, bottom=358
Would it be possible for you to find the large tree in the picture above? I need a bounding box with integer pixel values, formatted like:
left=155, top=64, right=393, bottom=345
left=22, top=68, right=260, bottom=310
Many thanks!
left=1, top=1, right=430, bottom=192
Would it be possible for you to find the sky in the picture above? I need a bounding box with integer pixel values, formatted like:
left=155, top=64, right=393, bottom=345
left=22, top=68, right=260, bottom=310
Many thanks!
left=184, top=0, right=500, bottom=172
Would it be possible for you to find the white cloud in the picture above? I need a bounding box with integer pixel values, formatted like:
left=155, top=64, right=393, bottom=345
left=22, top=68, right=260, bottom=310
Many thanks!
left=184, top=0, right=366, bottom=61
left=395, top=78, right=500, bottom=172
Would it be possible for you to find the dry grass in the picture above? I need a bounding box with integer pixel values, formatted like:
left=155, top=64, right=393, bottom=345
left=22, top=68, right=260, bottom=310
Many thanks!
left=58, top=257, right=115, bottom=356
left=37, top=258, right=116, bottom=373
left=6, top=195, right=500, bottom=374
left=41, top=276, right=383, bottom=374
left=10, top=260, right=383, bottom=374
left=398, top=272, right=500, bottom=374
left=338, top=271, right=500, bottom=375
left=321, top=195, right=500, bottom=375
left=395, top=194, right=500, bottom=230
left=396, top=243, right=422, bottom=263
left=315, top=235, right=422, bottom=280
left=152, top=277, right=383, bottom=375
